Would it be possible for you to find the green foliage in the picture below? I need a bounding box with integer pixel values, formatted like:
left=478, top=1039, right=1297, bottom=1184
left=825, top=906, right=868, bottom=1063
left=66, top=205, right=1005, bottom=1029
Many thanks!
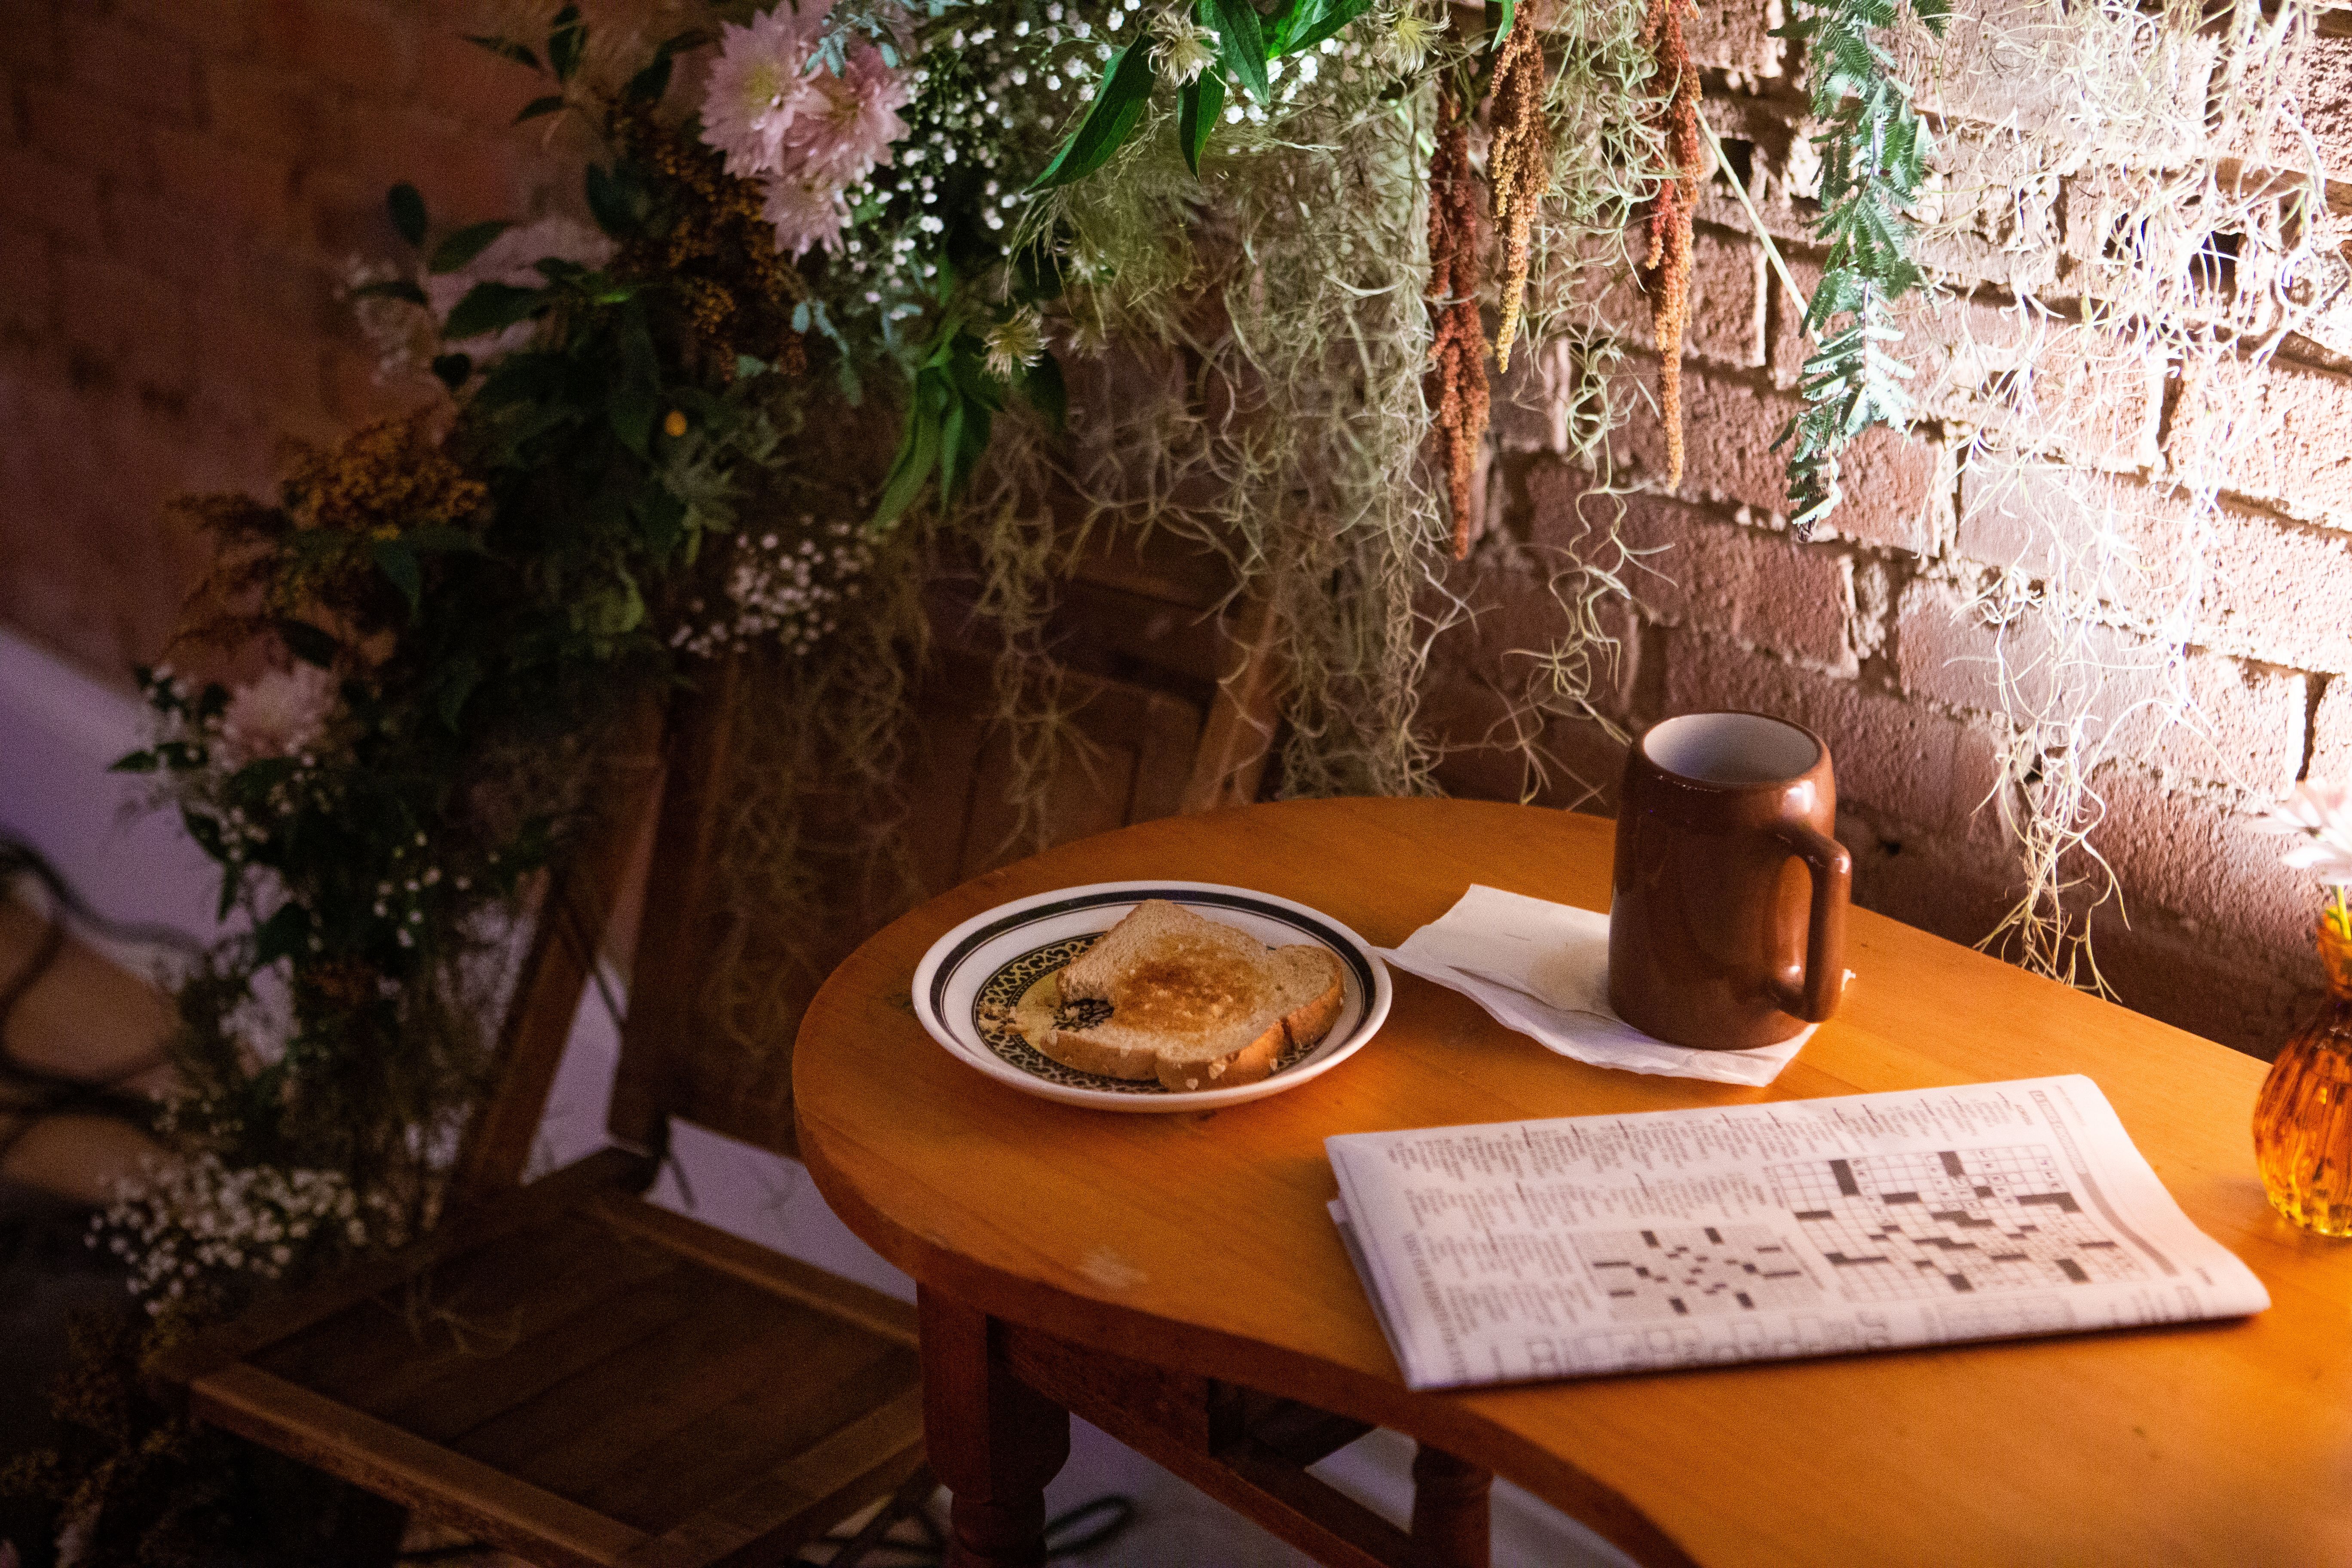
left=874, top=313, right=1062, bottom=529
left=1028, top=0, right=1375, bottom=190
left=1772, top=0, right=1945, bottom=537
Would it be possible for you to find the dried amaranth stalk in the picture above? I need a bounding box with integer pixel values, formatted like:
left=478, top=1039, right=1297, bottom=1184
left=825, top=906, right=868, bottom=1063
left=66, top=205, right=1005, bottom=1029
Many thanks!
left=1489, top=5, right=1550, bottom=374
left=1639, top=0, right=1704, bottom=489
left=1427, top=83, right=1490, bottom=559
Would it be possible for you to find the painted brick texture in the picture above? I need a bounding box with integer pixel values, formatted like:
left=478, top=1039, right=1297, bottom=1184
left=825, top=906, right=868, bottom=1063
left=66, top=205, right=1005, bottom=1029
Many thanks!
left=3, top=0, right=2351, bottom=1063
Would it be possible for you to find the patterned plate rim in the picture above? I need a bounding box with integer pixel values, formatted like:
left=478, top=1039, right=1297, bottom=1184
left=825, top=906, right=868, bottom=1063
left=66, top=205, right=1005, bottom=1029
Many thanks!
left=910, top=880, right=1393, bottom=1112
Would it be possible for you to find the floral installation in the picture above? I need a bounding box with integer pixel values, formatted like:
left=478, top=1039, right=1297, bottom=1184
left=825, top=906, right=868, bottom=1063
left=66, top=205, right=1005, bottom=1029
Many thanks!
left=13, top=0, right=1965, bottom=1556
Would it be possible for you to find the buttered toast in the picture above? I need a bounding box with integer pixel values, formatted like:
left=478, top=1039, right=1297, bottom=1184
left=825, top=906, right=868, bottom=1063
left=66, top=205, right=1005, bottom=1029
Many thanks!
left=1031, top=900, right=1344, bottom=1090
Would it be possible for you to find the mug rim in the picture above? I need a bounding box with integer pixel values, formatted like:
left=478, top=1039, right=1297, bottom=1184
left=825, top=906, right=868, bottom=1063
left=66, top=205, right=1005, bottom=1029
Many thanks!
left=1638, top=710, right=1824, bottom=790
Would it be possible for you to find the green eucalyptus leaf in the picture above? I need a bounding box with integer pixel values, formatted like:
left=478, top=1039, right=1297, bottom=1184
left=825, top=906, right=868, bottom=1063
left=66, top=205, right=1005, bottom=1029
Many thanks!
left=438, top=658, right=481, bottom=729
left=351, top=278, right=428, bottom=306
left=427, top=220, right=513, bottom=275
left=608, top=385, right=658, bottom=457
left=1026, top=41, right=1157, bottom=191
left=253, top=903, right=312, bottom=968
left=584, top=161, right=652, bottom=238
left=404, top=525, right=485, bottom=554
left=873, top=374, right=947, bottom=529
left=1207, top=0, right=1269, bottom=101
left=387, top=183, right=427, bottom=247
left=1177, top=69, right=1225, bottom=175
left=1278, top=0, right=1368, bottom=57
left=276, top=619, right=341, bottom=668
left=1018, top=351, right=1067, bottom=434
left=625, top=53, right=675, bottom=103
left=548, top=4, right=586, bottom=82
left=462, top=33, right=540, bottom=70
left=443, top=281, right=544, bottom=340
left=371, top=539, right=424, bottom=617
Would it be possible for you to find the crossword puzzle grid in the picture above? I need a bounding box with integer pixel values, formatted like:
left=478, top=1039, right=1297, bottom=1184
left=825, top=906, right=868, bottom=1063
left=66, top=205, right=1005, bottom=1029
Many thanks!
left=1572, top=1225, right=1826, bottom=1322
left=1766, top=1146, right=2146, bottom=1302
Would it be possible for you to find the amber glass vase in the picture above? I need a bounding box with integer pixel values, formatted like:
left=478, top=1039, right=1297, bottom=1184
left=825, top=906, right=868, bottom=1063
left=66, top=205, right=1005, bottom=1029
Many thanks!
left=2253, top=915, right=2352, bottom=1236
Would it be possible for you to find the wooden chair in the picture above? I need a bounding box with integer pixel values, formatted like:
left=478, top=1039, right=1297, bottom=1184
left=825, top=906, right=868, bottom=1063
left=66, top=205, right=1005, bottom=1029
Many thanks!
left=161, top=530, right=1486, bottom=1568
left=159, top=698, right=937, bottom=1568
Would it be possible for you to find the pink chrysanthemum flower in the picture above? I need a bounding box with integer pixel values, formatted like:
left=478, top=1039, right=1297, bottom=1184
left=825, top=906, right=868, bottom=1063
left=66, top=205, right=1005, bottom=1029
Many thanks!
left=783, top=40, right=913, bottom=188
left=763, top=177, right=850, bottom=257
left=701, top=2, right=832, bottom=177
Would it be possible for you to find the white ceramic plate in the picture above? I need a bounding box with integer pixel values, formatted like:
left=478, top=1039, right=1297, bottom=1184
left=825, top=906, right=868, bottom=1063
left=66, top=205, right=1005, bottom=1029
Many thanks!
left=910, top=880, right=1393, bottom=1112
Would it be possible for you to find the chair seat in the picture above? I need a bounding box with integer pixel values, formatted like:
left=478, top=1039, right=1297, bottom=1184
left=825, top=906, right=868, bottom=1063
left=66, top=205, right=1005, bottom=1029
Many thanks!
left=175, top=1148, right=925, bottom=1568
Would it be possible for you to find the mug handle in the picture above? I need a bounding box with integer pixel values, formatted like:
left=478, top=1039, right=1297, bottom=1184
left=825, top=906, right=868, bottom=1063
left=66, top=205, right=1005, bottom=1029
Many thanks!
left=1768, top=822, right=1852, bottom=1023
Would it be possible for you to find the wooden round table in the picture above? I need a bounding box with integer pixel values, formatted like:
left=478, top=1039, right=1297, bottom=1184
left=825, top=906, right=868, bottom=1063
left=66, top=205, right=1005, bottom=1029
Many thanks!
left=793, top=798, right=2352, bottom=1568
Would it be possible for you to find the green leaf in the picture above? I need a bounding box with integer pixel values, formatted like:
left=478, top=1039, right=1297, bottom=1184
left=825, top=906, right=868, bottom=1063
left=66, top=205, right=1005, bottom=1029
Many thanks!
left=608, top=385, right=658, bottom=457
left=351, top=278, right=428, bottom=306
left=443, top=281, right=543, bottom=340
left=253, top=903, right=312, bottom=968
left=1018, top=351, right=1067, bottom=434
left=462, top=34, right=540, bottom=70
left=1275, top=0, right=1369, bottom=58
left=1207, top=0, right=1269, bottom=102
left=387, top=183, right=427, bottom=247
left=276, top=619, right=340, bottom=668
left=1490, top=0, right=1515, bottom=48
left=111, top=750, right=159, bottom=773
left=403, top=525, right=484, bottom=554
left=625, top=53, right=674, bottom=103
left=584, top=161, right=652, bottom=238
left=1027, top=41, right=1158, bottom=191
left=427, top=219, right=512, bottom=274
left=873, top=375, right=946, bottom=529
left=515, top=94, right=567, bottom=123
left=735, top=352, right=770, bottom=380
left=548, top=4, right=586, bottom=82
left=431, top=352, right=472, bottom=391
left=1177, top=69, right=1225, bottom=175
left=370, top=539, right=423, bottom=617
left=438, top=658, right=481, bottom=729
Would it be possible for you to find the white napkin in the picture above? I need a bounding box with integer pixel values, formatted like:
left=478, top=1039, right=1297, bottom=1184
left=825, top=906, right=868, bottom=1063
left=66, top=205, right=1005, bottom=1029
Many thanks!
left=1375, top=884, right=1820, bottom=1086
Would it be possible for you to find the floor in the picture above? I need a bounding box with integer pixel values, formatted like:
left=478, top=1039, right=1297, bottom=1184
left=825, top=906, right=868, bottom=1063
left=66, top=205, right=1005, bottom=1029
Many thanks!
left=0, top=624, right=1638, bottom=1568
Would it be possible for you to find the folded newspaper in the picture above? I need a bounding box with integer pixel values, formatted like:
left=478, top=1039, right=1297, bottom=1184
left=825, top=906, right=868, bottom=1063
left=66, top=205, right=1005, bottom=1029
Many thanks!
left=1326, top=1075, right=2269, bottom=1390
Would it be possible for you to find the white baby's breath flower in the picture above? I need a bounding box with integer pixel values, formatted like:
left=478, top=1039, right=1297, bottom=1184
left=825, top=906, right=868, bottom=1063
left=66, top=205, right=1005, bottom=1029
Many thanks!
left=983, top=309, right=1046, bottom=379
left=1152, top=9, right=1218, bottom=84
left=1372, top=4, right=1446, bottom=74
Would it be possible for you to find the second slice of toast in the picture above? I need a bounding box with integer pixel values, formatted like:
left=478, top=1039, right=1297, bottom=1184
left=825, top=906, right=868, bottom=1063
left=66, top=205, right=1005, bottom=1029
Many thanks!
left=1038, top=900, right=1345, bottom=1090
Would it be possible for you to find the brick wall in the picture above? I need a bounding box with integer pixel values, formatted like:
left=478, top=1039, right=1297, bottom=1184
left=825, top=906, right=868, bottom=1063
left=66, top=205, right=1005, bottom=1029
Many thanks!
left=4, top=0, right=2349, bottom=1055
left=1429, top=10, right=2352, bottom=1055
left=0, top=0, right=566, bottom=671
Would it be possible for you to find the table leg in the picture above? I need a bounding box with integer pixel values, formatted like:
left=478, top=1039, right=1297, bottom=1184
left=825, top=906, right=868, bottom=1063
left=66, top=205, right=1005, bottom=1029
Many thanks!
left=1408, top=1442, right=1491, bottom=1568
left=919, top=1286, right=1072, bottom=1568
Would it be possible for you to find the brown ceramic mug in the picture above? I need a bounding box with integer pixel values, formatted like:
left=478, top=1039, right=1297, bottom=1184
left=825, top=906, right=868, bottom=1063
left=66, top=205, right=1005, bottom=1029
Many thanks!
left=1607, top=711, right=1852, bottom=1050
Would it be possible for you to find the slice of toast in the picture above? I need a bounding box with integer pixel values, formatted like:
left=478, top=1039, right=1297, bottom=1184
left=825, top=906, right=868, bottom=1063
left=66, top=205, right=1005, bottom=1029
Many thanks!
left=1033, top=899, right=1345, bottom=1091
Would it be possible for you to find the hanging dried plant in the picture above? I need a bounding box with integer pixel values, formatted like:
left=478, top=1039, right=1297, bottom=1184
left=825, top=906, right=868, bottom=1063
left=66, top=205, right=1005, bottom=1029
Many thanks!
left=1488, top=6, right=1550, bottom=374
left=1427, top=84, right=1489, bottom=560
left=1639, top=0, right=1704, bottom=489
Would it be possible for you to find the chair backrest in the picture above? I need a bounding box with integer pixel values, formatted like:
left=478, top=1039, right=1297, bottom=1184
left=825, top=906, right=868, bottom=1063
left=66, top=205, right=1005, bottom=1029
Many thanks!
left=446, top=697, right=667, bottom=1200
left=456, top=532, right=1284, bottom=1190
